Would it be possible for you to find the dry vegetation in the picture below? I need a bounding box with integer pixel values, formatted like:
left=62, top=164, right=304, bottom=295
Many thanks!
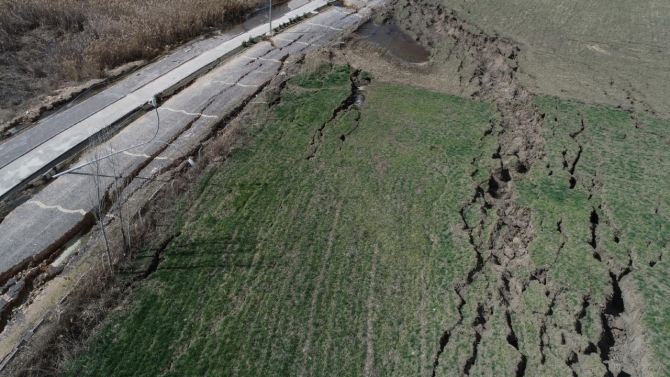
left=0, top=0, right=263, bottom=74
left=0, top=0, right=262, bottom=124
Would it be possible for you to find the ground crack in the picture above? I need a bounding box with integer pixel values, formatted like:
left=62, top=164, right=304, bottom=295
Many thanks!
left=463, top=304, right=488, bottom=375
left=589, top=207, right=599, bottom=249
left=570, top=116, right=585, bottom=139
left=407, top=4, right=553, bottom=375
left=307, top=69, right=360, bottom=160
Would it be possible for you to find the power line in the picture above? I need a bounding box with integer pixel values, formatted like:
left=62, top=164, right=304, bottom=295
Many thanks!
left=53, top=97, right=162, bottom=178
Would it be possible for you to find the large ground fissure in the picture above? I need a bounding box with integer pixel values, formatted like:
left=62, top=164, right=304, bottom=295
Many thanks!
left=388, top=1, right=646, bottom=375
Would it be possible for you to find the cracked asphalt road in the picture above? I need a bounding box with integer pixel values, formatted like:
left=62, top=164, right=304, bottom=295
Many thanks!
left=0, top=0, right=334, bottom=201
left=0, top=3, right=379, bottom=281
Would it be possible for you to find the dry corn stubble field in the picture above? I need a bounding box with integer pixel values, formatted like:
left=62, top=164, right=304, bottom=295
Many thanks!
left=0, top=0, right=262, bottom=125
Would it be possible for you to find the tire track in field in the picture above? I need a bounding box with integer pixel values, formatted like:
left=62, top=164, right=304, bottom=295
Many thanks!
left=364, top=243, right=380, bottom=376
left=300, top=200, right=342, bottom=374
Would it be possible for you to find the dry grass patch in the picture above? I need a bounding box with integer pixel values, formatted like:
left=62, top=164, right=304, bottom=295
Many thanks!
left=0, top=0, right=263, bottom=125
left=0, top=0, right=262, bottom=75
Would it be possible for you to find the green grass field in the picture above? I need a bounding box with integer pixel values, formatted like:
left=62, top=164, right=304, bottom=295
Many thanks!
left=519, top=96, right=670, bottom=374
left=66, top=65, right=501, bottom=376
left=1, top=0, right=668, bottom=373
left=64, top=62, right=669, bottom=376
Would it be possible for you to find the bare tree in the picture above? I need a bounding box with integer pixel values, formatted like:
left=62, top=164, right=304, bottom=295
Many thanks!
left=107, top=138, right=132, bottom=254
left=86, top=134, right=113, bottom=274
left=85, top=127, right=142, bottom=273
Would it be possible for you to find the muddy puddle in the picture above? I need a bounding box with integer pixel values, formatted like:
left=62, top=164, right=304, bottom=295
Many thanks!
left=356, top=18, right=430, bottom=64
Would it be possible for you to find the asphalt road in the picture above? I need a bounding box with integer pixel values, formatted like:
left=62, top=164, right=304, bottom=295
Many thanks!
left=0, top=2, right=381, bottom=281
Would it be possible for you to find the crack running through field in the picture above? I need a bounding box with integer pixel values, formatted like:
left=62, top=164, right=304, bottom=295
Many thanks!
left=307, top=68, right=360, bottom=160
left=397, top=2, right=640, bottom=376
left=422, top=2, right=543, bottom=373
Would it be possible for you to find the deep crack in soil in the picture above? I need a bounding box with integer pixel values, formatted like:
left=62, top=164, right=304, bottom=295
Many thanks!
left=307, top=67, right=361, bottom=160
left=388, top=1, right=638, bottom=375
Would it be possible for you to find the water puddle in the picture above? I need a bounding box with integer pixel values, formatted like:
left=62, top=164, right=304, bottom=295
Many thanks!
left=356, top=18, right=430, bottom=64
left=354, top=85, right=366, bottom=107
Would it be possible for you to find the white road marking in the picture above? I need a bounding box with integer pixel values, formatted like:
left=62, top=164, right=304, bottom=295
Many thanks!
left=159, top=107, right=218, bottom=119
left=333, top=8, right=361, bottom=17
left=27, top=200, right=86, bottom=216
left=273, top=37, right=310, bottom=46
left=258, top=57, right=283, bottom=62
left=122, top=151, right=169, bottom=160
left=211, top=80, right=259, bottom=88
left=307, top=22, right=343, bottom=31
left=587, top=44, right=611, bottom=55
left=242, top=56, right=283, bottom=63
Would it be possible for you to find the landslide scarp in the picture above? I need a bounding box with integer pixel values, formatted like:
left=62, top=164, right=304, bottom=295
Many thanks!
left=384, top=1, right=648, bottom=375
